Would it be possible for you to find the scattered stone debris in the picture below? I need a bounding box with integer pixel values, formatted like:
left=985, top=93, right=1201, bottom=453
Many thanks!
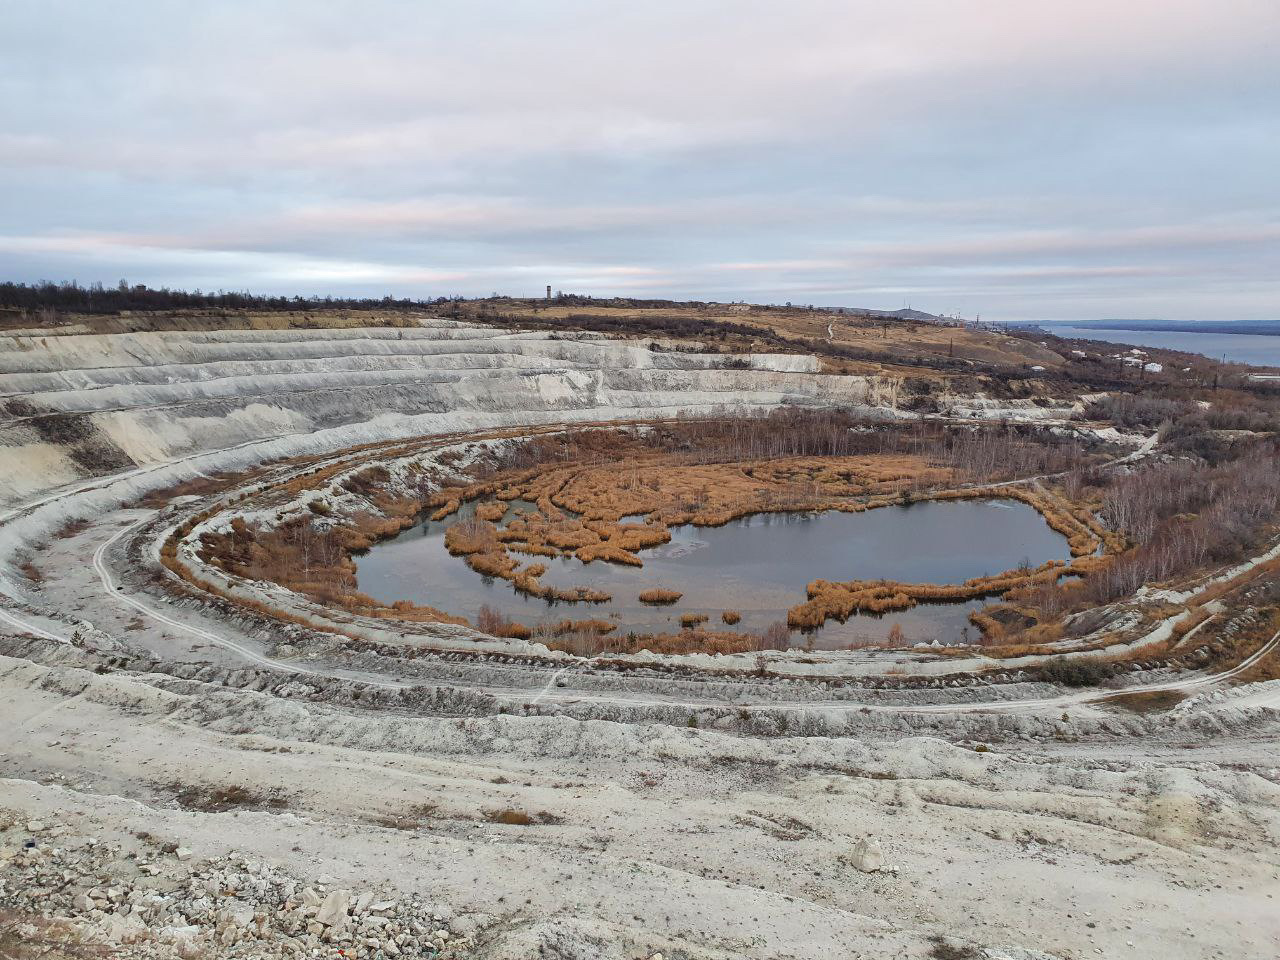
left=0, top=816, right=485, bottom=958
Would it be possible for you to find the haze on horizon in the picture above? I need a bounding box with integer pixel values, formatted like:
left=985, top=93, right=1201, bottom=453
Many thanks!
left=2, top=0, right=1278, bottom=322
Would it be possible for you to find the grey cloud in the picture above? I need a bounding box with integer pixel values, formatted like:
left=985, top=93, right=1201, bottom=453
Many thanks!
left=1, top=0, right=1278, bottom=319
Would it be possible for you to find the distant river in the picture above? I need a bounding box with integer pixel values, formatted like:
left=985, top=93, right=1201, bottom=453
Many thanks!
left=1037, top=322, right=1280, bottom=369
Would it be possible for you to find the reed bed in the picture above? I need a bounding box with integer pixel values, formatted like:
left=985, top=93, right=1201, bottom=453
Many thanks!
left=638, top=588, right=683, bottom=605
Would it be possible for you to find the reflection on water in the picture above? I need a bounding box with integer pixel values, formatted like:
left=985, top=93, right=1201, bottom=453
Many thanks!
left=354, top=499, right=1073, bottom=649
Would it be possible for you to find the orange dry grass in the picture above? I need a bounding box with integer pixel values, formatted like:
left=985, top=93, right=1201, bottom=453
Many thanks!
left=430, top=499, right=460, bottom=521
left=788, top=560, right=1075, bottom=630
left=475, top=501, right=507, bottom=522
left=181, top=421, right=1113, bottom=653
left=639, top=588, right=683, bottom=605
left=192, top=501, right=467, bottom=627
left=444, top=452, right=953, bottom=575
left=1187, top=555, right=1280, bottom=609
left=1170, top=607, right=1215, bottom=643
left=575, top=542, right=645, bottom=566
left=437, top=447, right=1107, bottom=629
left=537, top=618, right=619, bottom=637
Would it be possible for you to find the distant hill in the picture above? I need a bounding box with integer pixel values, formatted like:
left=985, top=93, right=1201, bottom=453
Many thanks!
left=1079, top=319, right=1280, bottom=337
left=831, top=307, right=953, bottom=323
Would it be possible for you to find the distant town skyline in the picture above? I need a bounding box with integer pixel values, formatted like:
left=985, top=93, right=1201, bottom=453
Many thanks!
left=2, top=1, right=1278, bottom=321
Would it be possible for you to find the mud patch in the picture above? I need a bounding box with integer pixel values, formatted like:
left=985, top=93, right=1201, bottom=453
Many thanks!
left=167, top=782, right=290, bottom=813
left=1103, top=689, right=1188, bottom=714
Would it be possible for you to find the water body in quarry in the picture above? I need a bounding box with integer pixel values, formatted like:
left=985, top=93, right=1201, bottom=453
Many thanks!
left=355, top=498, right=1074, bottom=648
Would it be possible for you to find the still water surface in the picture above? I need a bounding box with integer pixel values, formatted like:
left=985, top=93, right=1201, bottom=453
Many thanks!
left=1038, top=322, right=1280, bottom=369
left=355, top=498, right=1073, bottom=648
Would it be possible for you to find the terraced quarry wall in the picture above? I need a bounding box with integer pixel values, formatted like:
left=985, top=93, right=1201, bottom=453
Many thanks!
left=3, top=315, right=1279, bottom=960
left=0, top=319, right=885, bottom=594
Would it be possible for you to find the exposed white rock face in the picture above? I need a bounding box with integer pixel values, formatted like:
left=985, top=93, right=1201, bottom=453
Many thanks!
left=0, top=322, right=876, bottom=514
left=0, top=322, right=889, bottom=608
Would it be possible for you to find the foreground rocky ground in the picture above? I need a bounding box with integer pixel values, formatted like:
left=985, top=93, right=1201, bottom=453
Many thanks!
left=3, top=636, right=1279, bottom=959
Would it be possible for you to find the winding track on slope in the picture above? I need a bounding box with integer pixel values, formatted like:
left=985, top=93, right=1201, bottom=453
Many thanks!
left=81, top=498, right=1280, bottom=718
left=6, top=405, right=1255, bottom=720
left=1, top=321, right=1271, bottom=721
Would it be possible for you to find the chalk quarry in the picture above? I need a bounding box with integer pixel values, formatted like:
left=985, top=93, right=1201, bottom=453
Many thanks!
left=2, top=317, right=1278, bottom=960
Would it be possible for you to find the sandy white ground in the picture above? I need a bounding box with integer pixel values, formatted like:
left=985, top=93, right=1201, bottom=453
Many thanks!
left=4, top=645, right=1279, bottom=960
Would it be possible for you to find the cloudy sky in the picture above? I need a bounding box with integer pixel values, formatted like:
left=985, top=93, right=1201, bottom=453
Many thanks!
left=2, top=1, right=1278, bottom=320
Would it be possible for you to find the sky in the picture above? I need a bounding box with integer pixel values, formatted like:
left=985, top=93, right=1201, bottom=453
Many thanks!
left=2, top=1, right=1278, bottom=321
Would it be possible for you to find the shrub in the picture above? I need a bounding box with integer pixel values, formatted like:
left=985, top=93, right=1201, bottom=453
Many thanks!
left=721, top=610, right=741, bottom=625
left=638, top=588, right=682, bottom=605
left=756, top=621, right=791, bottom=651
left=929, top=936, right=983, bottom=960
left=485, top=809, right=532, bottom=826
left=475, top=604, right=507, bottom=636
left=680, top=613, right=709, bottom=628
left=1040, top=657, right=1113, bottom=687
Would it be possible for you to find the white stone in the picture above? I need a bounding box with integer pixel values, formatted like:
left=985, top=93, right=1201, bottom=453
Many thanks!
left=160, top=924, right=202, bottom=944
left=225, top=901, right=256, bottom=928
left=26, top=820, right=46, bottom=833
left=851, top=837, right=883, bottom=873
left=175, top=846, right=193, bottom=861
left=96, top=913, right=128, bottom=942
left=315, top=889, right=351, bottom=927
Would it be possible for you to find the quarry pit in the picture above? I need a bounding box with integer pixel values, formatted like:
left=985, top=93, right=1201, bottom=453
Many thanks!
left=2, top=310, right=1279, bottom=960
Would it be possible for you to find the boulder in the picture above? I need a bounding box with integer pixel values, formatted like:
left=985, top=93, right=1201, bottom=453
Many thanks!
left=315, top=889, right=352, bottom=927
left=850, top=838, right=883, bottom=873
